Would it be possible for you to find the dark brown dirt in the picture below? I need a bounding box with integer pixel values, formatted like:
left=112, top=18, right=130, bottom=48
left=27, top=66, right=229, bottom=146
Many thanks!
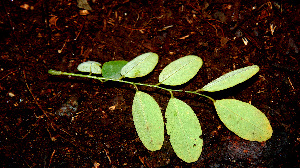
left=1, top=0, right=299, bottom=167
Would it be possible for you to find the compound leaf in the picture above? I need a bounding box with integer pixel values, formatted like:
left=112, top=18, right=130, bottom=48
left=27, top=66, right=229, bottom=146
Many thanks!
left=214, top=99, right=273, bottom=142
left=165, top=97, right=203, bottom=163
left=121, top=52, right=158, bottom=78
left=77, top=61, right=102, bottom=74
left=201, top=65, right=259, bottom=92
left=159, top=55, right=203, bottom=86
left=132, top=91, right=164, bottom=151
left=102, top=60, right=128, bottom=79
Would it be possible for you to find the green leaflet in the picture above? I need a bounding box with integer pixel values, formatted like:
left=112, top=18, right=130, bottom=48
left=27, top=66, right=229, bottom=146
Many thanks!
left=201, top=65, right=259, bottom=92
left=214, top=99, right=273, bottom=142
left=165, top=98, right=203, bottom=163
left=102, top=60, right=128, bottom=79
left=77, top=61, right=102, bottom=74
left=159, top=55, right=203, bottom=86
left=121, top=52, right=158, bottom=78
left=132, top=91, right=164, bottom=151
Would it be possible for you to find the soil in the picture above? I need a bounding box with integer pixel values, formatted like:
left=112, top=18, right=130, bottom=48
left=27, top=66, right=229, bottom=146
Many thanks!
left=1, top=0, right=299, bottom=167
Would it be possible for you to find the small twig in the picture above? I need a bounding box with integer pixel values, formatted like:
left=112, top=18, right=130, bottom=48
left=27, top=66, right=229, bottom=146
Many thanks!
left=104, top=148, right=112, bottom=164
left=230, top=2, right=268, bottom=31
left=128, top=13, right=140, bottom=37
left=48, top=150, right=56, bottom=167
left=23, top=70, right=50, bottom=118
left=206, top=19, right=224, bottom=37
left=74, top=23, right=84, bottom=41
left=0, top=70, right=17, bottom=80
left=287, top=77, right=295, bottom=90
left=57, top=39, right=68, bottom=54
left=20, top=116, right=43, bottom=139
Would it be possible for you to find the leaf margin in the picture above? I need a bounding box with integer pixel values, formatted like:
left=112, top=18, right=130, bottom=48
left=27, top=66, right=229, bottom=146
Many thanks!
left=165, top=97, right=203, bottom=163
left=121, top=52, right=159, bottom=78
left=201, top=65, right=259, bottom=92
left=132, top=91, right=164, bottom=151
left=214, top=99, right=273, bottom=142
left=159, top=55, right=203, bottom=86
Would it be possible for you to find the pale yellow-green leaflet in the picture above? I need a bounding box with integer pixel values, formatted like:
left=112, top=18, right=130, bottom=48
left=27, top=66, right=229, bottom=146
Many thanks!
left=201, top=65, right=259, bottom=92
left=165, top=97, right=203, bottom=163
left=77, top=61, right=102, bottom=74
left=132, top=91, right=164, bottom=151
left=159, top=55, right=203, bottom=86
left=121, top=52, right=158, bottom=78
left=214, top=99, right=273, bottom=142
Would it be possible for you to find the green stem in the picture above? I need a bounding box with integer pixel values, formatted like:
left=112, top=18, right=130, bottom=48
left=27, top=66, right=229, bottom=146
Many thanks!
left=48, top=69, right=215, bottom=102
